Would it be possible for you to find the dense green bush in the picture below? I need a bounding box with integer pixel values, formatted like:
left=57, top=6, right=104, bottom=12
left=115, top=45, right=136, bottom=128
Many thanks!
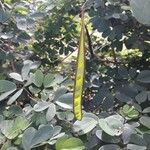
left=0, top=0, right=150, bottom=150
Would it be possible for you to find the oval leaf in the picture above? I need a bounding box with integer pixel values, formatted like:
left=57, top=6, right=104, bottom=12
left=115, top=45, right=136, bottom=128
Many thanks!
left=127, top=144, right=146, bottom=150
left=56, top=93, right=73, bottom=109
left=137, top=70, right=150, bottom=83
left=46, top=103, right=56, bottom=121
left=9, top=73, right=23, bottom=82
left=130, top=0, right=150, bottom=25
left=7, top=89, right=23, bottom=105
left=73, top=113, right=98, bottom=135
left=56, top=137, right=85, bottom=150
left=33, top=101, right=50, bottom=112
left=99, top=144, right=120, bottom=150
left=135, top=91, right=148, bottom=104
left=99, top=115, right=124, bottom=136
left=139, top=116, right=150, bottom=129
left=32, top=70, right=44, bottom=87
left=0, top=80, right=16, bottom=93
left=44, top=73, right=55, bottom=88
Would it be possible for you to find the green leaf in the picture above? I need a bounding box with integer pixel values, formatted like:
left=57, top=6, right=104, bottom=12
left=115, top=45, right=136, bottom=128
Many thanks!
left=14, top=6, right=28, bottom=15
left=0, top=89, right=16, bottom=102
left=48, top=133, right=65, bottom=145
left=33, top=101, right=51, bottom=112
left=122, top=105, right=131, bottom=114
left=56, top=93, right=73, bottom=109
left=52, top=74, right=64, bottom=86
left=120, top=104, right=139, bottom=120
left=9, top=105, right=23, bottom=116
left=31, top=125, right=54, bottom=147
left=139, top=116, right=150, bottom=129
left=30, top=61, right=41, bottom=69
left=51, top=126, right=62, bottom=137
left=9, top=73, right=23, bottom=82
left=73, top=113, right=98, bottom=135
left=46, top=103, right=56, bottom=121
left=130, top=0, right=150, bottom=25
left=115, top=92, right=132, bottom=102
left=1, top=116, right=29, bottom=139
left=99, top=144, right=120, bottom=150
left=127, top=144, right=146, bottom=150
left=57, top=111, right=74, bottom=121
left=127, top=109, right=139, bottom=118
left=96, top=130, right=120, bottom=144
left=54, top=86, right=68, bottom=100
left=143, top=133, right=150, bottom=148
left=0, top=80, right=16, bottom=93
left=7, top=89, right=23, bottom=105
left=22, top=125, right=54, bottom=150
left=137, top=70, right=150, bottom=83
left=98, top=115, right=124, bottom=136
left=48, top=126, right=64, bottom=145
left=22, top=127, right=37, bottom=150
left=31, top=112, right=47, bottom=126
left=44, top=73, right=55, bottom=88
left=32, top=70, right=44, bottom=87
left=142, top=107, right=150, bottom=113
left=135, top=91, right=148, bottom=104
left=56, top=137, right=85, bottom=150
left=130, top=133, right=146, bottom=146
left=122, top=123, right=138, bottom=144
left=13, top=116, right=30, bottom=131
left=62, top=78, right=74, bottom=87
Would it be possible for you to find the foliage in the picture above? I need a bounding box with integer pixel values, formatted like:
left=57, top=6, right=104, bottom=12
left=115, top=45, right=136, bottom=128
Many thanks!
left=0, top=0, right=150, bottom=150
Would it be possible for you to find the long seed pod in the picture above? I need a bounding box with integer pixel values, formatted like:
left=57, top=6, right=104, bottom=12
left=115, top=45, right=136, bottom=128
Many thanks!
left=73, top=10, right=85, bottom=120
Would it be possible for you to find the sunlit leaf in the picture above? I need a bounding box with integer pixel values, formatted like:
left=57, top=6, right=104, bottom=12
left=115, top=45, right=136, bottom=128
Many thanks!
left=7, top=89, right=23, bottom=105
left=9, top=73, right=23, bottom=82
left=56, top=136, right=85, bottom=150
